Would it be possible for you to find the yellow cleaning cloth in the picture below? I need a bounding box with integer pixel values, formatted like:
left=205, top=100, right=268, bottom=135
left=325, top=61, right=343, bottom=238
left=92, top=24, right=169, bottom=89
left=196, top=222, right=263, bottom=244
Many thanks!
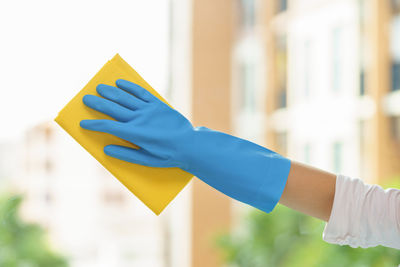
left=55, top=54, right=193, bottom=215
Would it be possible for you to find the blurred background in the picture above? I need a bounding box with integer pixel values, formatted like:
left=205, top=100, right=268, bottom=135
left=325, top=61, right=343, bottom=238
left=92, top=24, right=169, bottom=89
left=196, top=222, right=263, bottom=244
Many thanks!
left=0, top=0, right=400, bottom=266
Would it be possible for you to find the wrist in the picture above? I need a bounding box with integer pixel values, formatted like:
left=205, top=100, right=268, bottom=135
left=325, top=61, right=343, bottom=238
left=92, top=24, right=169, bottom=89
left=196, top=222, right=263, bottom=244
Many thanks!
left=174, top=126, right=212, bottom=172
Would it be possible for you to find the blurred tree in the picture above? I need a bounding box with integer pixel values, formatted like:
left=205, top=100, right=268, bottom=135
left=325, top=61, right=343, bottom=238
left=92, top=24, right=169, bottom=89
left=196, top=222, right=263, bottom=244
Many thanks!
left=0, top=195, right=68, bottom=267
left=216, top=178, right=400, bottom=267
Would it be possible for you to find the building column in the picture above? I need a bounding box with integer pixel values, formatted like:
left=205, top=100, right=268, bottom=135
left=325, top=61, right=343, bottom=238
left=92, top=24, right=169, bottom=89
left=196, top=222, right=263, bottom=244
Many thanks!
left=191, top=0, right=233, bottom=266
left=367, top=0, right=395, bottom=183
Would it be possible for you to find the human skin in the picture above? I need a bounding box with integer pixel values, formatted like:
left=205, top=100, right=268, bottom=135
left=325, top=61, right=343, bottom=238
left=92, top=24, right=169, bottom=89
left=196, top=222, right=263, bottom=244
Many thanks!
left=279, top=161, right=337, bottom=221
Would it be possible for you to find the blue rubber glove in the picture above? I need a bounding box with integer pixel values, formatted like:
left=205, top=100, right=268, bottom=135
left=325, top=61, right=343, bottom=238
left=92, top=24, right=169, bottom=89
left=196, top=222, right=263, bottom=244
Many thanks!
left=80, top=79, right=291, bottom=213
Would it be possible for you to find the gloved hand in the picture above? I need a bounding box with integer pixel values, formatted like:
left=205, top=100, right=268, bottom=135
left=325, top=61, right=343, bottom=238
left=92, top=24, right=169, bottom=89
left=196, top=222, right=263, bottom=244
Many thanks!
left=80, top=79, right=291, bottom=212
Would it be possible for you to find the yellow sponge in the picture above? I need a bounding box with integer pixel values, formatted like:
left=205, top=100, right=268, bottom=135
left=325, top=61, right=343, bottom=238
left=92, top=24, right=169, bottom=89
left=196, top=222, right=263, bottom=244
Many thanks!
left=55, top=54, right=193, bottom=215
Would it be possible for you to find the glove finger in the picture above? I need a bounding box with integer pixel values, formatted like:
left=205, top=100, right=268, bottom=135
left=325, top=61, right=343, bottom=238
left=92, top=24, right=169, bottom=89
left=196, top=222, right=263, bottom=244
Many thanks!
left=83, top=94, right=135, bottom=122
left=80, top=119, right=127, bottom=139
left=115, top=79, right=156, bottom=103
left=96, top=84, right=145, bottom=111
left=104, top=145, right=173, bottom=167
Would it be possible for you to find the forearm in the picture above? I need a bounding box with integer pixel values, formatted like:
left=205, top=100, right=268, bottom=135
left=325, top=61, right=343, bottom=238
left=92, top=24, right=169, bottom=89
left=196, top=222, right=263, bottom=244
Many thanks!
left=279, top=161, right=336, bottom=221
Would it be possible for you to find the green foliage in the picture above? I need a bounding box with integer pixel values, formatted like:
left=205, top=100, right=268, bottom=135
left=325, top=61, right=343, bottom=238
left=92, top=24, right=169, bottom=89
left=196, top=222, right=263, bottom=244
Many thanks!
left=383, top=175, right=400, bottom=189
left=216, top=205, right=400, bottom=267
left=0, top=195, right=68, bottom=267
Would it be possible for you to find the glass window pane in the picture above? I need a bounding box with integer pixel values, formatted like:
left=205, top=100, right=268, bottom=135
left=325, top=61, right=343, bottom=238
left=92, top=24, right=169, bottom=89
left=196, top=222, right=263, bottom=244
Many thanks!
left=240, top=62, right=256, bottom=112
left=304, top=143, right=311, bottom=164
left=276, top=34, right=287, bottom=108
left=276, top=0, right=288, bottom=13
left=390, top=15, right=400, bottom=90
left=332, top=27, right=343, bottom=92
left=390, top=116, right=400, bottom=141
left=304, top=40, right=312, bottom=97
left=276, top=132, right=288, bottom=156
left=238, top=0, right=256, bottom=30
left=333, top=142, right=343, bottom=173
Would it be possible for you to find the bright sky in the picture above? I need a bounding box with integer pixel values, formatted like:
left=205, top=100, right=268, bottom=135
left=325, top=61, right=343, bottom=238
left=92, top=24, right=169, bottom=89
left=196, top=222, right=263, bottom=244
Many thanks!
left=0, top=0, right=169, bottom=140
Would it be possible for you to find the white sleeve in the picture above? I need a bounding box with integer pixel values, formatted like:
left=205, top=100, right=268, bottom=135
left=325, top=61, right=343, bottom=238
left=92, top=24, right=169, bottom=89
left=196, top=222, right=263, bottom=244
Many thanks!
left=322, top=174, right=400, bottom=249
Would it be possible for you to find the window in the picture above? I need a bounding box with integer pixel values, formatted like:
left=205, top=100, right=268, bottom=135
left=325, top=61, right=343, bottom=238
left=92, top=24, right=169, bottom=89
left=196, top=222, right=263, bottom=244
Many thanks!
left=303, top=143, right=311, bottom=164
left=359, top=70, right=366, bottom=95
left=277, top=90, right=287, bottom=109
left=390, top=14, right=400, bottom=91
left=239, top=62, right=256, bottom=112
left=391, top=0, right=400, bottom=13
left=359, top=120, right=367, bottom=177
left=332, top=142, right=343, bottom=173
left=304, top=40, right=312, bottom=97
left=102, top=190, right=125, bottom=205
left=276, top=0, right=288, bottom=13
left=390, top=116, right=400, bottom=142
left=332, top=27, right=343, bottom=92
left=276, top=34, right=287, bottom=108
left=276, top=132, right=288, bottom=156
left=359, top=0, right=367, bottom=95
left=391, top=62, right=400, bottom=91
left=237, top=0, right=256, bottom=30
left=44, top=191, right=52, bottom=204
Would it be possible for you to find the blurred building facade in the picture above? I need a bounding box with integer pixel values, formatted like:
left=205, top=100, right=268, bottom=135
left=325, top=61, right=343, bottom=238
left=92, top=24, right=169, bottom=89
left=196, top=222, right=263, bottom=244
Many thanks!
left=263, top=0, right=364, bottom=180
left=19, top=123, right=182, bottom=267
left=227, top=0, right=400, bottom=184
